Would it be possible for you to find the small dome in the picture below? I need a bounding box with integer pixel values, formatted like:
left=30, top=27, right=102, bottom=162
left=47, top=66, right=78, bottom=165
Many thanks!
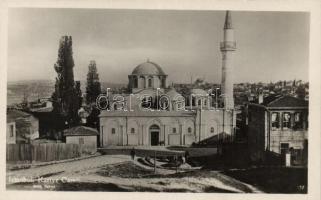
left=190, top=88, right=208, bottom=96
left=132, top=61, right=166, bottom=75
left=165, top=88, right=182, bottom=100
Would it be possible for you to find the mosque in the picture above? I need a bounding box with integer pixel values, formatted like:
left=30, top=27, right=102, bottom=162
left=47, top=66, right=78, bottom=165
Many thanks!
left=99, top=11, right=237, bottom=146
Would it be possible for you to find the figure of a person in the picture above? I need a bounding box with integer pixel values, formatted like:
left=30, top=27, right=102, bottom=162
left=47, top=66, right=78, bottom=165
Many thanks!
left=185, top=150, right=190, bottom=162
left=130, top=148, right=136, bottom=160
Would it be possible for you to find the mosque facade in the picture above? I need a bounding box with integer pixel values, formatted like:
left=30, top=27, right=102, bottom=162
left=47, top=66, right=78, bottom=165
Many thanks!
left=99, top=11, right=236, bottom=147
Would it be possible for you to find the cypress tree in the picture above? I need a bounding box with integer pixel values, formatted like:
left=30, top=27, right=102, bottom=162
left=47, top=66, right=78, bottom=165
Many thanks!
left=86, top=60, right=101, bottom=104
left=52, top=36, right=81, bottom=126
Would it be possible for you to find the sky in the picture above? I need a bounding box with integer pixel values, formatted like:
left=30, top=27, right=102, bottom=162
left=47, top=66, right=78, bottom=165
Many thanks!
left=8, top=8, right=309, bottom=84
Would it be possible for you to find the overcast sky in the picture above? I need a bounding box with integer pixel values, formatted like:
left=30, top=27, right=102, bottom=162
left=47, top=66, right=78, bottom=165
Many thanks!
left=8, top=8, right=309, bottom=84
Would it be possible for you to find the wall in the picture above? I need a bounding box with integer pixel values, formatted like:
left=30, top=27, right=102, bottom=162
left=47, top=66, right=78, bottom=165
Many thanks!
left=100, top=115, right=196, bottom=146
left=99, top=108, right=236, bottom=147
left=6, top=122, right=16, bottom=144
left=66, top=135, right=97, bottom=154
left=29, top=115, right=39, bottom=140
left=6, top=143, right=81, bottom=163
left=247, top=105, right=308, bottom=164
left=195, top=109, right=235, bottom=142
left=14, top=115, right=39, bottom=143
left=268, top=109, right=308, bottom=154
left=247, top=105, right=266, bottom=162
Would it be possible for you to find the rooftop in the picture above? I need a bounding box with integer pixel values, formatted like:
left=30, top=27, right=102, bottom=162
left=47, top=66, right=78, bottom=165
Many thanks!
left=131, top=60, right=166, bottom=76
left=7, top=109, right=32, bottom=123
left=63, top=126, right=99, bottom=136
left=258, top=95, right=308, bottom=108
left=100, top=110, right=195, bottom=117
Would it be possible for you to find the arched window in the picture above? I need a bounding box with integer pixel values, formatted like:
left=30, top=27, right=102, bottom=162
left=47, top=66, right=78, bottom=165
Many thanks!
left=172, top=127, right=177, bottom=133
left=210, top=127, right=214, bottom=133
left=131, top=128, right=135, bottom=134
left=188, top=127, right=192, bottom=133
left=148, top=78, right=152, bottom=88
left=133, top=77, right=138, bottom=88
left=111, top=128, right=116, bottom=134
left=192, top=97, right=195, bottom=106
left=161, top=78, right=166, bottom=88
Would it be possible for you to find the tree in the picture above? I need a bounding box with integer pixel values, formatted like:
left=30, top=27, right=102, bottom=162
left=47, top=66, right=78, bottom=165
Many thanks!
left=51, top=36, right=81, bottom=126
left=86, top=60, right=101, bottom=104
left=194, top=78, right=204, bottom=87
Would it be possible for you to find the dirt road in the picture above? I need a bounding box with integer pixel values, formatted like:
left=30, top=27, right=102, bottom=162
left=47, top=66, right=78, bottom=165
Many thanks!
left=7, top=155, right=262, bottom=193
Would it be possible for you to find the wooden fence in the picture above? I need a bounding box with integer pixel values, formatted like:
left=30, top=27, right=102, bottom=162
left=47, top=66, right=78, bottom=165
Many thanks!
left=6, top=143, right=81, bottom=163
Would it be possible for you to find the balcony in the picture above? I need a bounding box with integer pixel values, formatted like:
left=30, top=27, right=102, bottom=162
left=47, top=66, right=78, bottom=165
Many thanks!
left=220, top=41, right=236, bottom=51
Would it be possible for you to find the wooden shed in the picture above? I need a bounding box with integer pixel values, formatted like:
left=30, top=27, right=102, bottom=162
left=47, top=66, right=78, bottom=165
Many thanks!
left=63, top=126, right=98, bottom=154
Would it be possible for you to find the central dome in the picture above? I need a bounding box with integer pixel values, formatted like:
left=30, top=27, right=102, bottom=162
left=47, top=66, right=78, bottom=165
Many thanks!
left=132, top=61, right=166, bottom=75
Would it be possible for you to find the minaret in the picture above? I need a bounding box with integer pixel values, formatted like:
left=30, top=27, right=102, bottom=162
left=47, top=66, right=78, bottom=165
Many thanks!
left=220, top=11, right=236, bottom=109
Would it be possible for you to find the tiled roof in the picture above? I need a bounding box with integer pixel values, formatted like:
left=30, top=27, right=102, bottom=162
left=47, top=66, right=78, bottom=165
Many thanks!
left=7, top=109, right=31, bottom=123
left=261, top=95, right=308, bottom=108
left=63, top=126, right=99, bottom=136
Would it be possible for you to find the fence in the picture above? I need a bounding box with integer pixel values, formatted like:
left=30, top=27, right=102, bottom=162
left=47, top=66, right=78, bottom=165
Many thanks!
left=6, top=143, right=81, bottom=163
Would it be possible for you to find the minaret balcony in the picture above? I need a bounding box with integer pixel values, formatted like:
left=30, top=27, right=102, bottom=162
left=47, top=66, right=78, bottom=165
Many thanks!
left=220, top=41, right=236, bottom=51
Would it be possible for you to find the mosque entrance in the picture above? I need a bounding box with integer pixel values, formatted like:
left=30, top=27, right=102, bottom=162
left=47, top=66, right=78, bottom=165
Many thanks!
left=149, top=124, right=160, bottom=146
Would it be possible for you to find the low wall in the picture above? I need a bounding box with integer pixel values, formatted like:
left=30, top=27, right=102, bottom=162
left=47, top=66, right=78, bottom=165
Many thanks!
left=6, top=143, right=81, bottom=163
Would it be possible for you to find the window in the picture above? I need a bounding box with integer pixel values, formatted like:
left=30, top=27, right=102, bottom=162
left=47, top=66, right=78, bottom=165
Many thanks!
left=198, top=99, right=202, bottom=106
left=79, top=138, right=84, bottom=145
left=293, top=112, right=303, bottom=130
left=172, top=128, right=177, bottom=133
left=204, top=100, right=207, bottom=106
left=133, top=77, right=138, bottom=88
left=161, top=78, right=166, bottom=88
left=111, top=128, right=116, bottom=134
left=271, top=112, right=280, bottom=129
left=131, top=128, right=135, bottom=134
left=188, top=127, right=192, bottom=133
left=9, top=124, right=14, bottom=137
left=282, top=112, right=291, bottom=129
left=148, top=78, right=152, bottom=88
left=210, top=127, right=214, bottom=133
left=114, top=104, right=117, bottom=110
left=280, top=143, right=289, bottom=154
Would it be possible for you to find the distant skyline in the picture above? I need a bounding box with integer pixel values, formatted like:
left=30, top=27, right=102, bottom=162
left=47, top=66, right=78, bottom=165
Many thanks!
left=8, top=8, right=309, bottom=84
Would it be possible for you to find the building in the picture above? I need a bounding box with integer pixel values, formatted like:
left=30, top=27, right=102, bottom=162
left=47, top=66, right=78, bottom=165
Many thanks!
left=6, top=109, right=39, bottom=144
left=99, top=11, right=237, bottom=147
left=246, top=95, right=308, bottom=165
left=64, top=126, right=99, bottom=154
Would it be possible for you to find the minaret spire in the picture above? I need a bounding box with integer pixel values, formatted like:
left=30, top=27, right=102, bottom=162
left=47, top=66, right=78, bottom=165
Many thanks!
left=220, top=10, right=236, bottom=110
left=224, top=10, right=232, bottom=29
